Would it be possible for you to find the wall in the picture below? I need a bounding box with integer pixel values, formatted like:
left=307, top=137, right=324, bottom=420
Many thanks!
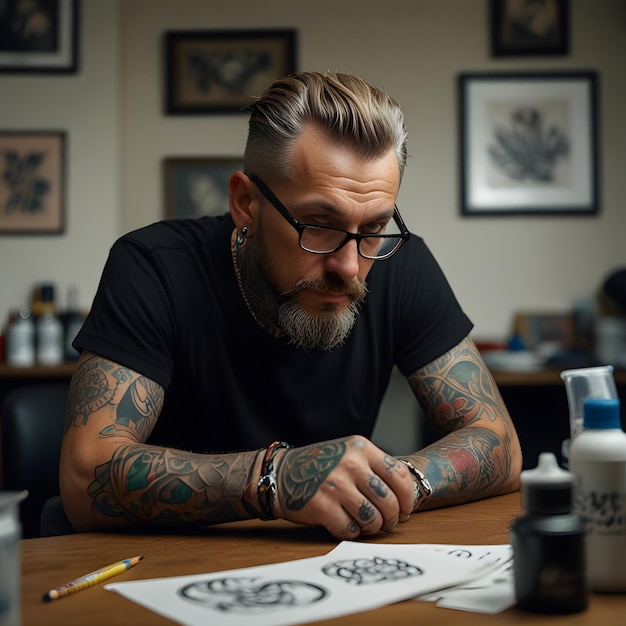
left=1, top=0, right=625, bottom=343
left=0, top=0, right=121, bottom=324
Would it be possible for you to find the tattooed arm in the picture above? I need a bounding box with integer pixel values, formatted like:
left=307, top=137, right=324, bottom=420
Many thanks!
left=60, top=351, right=415, bottom=538
left=59, top=351, right=264, bottom=531
left=60, top=353, right=413, bottom=539
left=401, top=335, right=522, bottom=511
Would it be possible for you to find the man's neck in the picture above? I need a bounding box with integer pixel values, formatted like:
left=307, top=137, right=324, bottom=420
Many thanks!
left=231, top=230, right=283, bottom=337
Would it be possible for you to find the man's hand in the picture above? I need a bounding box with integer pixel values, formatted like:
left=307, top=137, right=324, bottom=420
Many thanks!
left=271, top=435, right=415, bottom=539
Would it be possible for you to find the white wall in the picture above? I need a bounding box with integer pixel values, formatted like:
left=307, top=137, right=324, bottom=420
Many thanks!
left=0, top=0, right=120, bottom=323
left=1, top=0, right=625, bottom=344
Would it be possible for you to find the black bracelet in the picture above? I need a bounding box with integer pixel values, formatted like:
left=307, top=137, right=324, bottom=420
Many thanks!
left=400, top=459, right=432, bottom=512
left=257, top=441, right=292, bottom=520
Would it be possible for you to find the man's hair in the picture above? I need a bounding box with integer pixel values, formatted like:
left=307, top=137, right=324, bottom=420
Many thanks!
left=243, top=71, right=408, bottom=181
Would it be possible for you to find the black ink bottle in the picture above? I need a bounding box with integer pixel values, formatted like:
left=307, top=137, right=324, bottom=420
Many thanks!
left=510, top=452, right=588, bottom=614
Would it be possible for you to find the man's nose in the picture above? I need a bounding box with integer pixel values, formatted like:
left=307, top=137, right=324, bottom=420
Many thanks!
left=323, top=239, right=360, bottom=281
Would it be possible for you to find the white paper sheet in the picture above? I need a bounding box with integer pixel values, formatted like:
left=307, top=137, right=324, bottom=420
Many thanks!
left=415, top=546, right=515, bottom=613
left=106, top=542, right=511, bottom=626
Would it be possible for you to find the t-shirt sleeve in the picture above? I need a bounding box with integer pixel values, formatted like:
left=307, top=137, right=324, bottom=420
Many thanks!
left=73, top=236, right=177, bottom=388
left=388, top=236, right=473, bottom=376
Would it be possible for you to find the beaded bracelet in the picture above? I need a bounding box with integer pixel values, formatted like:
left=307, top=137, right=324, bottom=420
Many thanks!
left=257, top=441, right=293, bottom=520
left=400, top=459, right=432, bottom=512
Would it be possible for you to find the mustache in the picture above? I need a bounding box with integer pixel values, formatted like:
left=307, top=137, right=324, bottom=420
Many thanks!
left=279, top=274, right=368, bottom=303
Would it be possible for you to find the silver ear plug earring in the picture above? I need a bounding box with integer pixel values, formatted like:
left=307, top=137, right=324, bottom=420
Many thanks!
left=236, top=226, right=248, bottom=245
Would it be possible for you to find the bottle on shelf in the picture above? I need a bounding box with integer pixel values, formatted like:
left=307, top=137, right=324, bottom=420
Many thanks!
left=569, top=397, right=626, bottom=592
left=5, top=308, right=35, bottom=367
left=60, top=285, right=85, bottom=361
left=36, top=311, right=64, bottom=366
left=32, top=283, right=64, bottom=366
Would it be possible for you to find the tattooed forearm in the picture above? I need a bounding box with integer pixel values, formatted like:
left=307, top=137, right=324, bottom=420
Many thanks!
left=278, top=440, right=347, bottom=511
left=88, top=445, right=260, bottom=525
left=406, top=336, right=521, bottom=507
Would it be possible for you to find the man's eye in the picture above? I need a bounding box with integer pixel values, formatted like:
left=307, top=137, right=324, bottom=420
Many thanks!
left=309, top=215, right=331, bottom=226
left=361, top=222, right=386, bottom=235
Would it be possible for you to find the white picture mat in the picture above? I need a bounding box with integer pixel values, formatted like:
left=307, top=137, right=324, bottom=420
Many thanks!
left=462, top=75, right=596, bottom=213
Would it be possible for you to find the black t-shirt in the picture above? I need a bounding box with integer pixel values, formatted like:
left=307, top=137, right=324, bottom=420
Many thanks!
left=75, top=214, right=472, bottom=453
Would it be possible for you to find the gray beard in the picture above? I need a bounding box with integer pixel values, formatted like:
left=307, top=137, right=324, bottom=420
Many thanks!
left=278, top=298, right=361, bottom=352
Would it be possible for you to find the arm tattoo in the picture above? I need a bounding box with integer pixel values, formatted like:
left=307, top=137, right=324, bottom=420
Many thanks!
left=407, top=336, right=518, bottom=506
left=278, top=440, right=347, bottom=511
left=409, top=336, right=508, bottom=434
left=89, top=445, right=260, bottom=524
left=69, top=354, right=259, bottom=525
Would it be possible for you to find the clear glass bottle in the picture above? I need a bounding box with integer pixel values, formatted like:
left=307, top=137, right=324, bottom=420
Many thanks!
left=569, top=397, right=626, bottom=592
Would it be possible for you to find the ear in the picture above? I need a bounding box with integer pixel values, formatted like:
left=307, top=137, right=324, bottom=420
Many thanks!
left=229, top=172, right=257, bottom=235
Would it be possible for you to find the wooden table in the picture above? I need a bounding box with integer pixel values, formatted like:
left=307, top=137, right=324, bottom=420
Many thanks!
left=21, top=492, right=626, bottom=625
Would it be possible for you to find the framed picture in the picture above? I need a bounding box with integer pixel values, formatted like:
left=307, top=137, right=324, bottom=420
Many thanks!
left=165, top=29, right=297, bottom=114
left=0, top=0, right=79, bottom=73
left=490, top=0, right=569, bottom=57
left=0, top=131, right=66, bottom=234
left=459, top=72, right=599, bottom=216
left=513, top=312, right=574, bottom=351
left=163, top=157, right=243, bottom=219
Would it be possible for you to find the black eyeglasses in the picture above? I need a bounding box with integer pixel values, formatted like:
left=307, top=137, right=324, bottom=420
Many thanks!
left=249, top=174, right=410, bottom=261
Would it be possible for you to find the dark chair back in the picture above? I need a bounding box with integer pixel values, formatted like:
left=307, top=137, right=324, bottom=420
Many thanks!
left=1, top=383, right=71, bottom=538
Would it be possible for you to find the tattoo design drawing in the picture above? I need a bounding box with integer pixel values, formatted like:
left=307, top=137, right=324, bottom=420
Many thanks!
left=175, top=556, right=423, bottom=614
left=179, top=578, right=327, bottom=613
left=322, top=557, right=423, bottom=585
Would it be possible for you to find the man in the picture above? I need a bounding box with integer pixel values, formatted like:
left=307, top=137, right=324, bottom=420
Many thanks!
left=60, top=71, right=522, bottom=539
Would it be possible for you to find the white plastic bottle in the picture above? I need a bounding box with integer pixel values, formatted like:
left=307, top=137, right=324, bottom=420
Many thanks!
left=5, top=308, right=35, bottom=367
left=569, top=397, right=626, bottom=592
left=36, top=311, right=64, bottom=366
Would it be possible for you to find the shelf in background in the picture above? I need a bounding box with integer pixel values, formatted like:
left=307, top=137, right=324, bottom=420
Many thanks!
left=0, top=362, right=77, bottom=378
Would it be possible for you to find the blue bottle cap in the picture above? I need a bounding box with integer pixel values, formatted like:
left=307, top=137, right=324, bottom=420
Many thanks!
left=583, top=398, right=621, bottom=430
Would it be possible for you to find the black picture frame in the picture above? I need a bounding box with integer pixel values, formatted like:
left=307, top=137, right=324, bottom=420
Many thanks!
left=164, top=29, right=297, bottom=115
left=459, top=72, right=599, bottom=217
left=0, top=0, right=79, bottom=74
left=163, top=157, right=243, bottom=219
left=0, top=131, right=66, bottom=234
left=490, top=0, right=569, bottom=57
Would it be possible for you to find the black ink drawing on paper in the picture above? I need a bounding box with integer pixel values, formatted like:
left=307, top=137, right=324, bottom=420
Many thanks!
left=322, top=557, right=423, bottom=585
left=179, top=577, right=327, bottom=614
left=488, top=106, right=569, bottom=183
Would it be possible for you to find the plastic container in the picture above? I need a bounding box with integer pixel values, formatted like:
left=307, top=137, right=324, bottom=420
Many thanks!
left=560, top=365, right=618, bottom=466
left=36, top=312, right=64, bottom=366
left=0, top=491, right=27, bottom=626
left=5, top=308, right=35, bottom=368
left=569, top=397, right=626, bottom=592
left=510, top=452, right=587, bottom=614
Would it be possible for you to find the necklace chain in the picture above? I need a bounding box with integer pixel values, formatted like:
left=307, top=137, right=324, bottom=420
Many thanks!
left=231, top=230, right=260, bottom=325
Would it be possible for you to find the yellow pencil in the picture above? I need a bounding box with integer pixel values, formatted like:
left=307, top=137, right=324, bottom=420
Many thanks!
left=42, top=555, right=143, bottom=602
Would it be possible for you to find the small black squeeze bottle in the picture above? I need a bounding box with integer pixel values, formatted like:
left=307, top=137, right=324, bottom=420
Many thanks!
left=509, top=452, right=588, bottom=614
